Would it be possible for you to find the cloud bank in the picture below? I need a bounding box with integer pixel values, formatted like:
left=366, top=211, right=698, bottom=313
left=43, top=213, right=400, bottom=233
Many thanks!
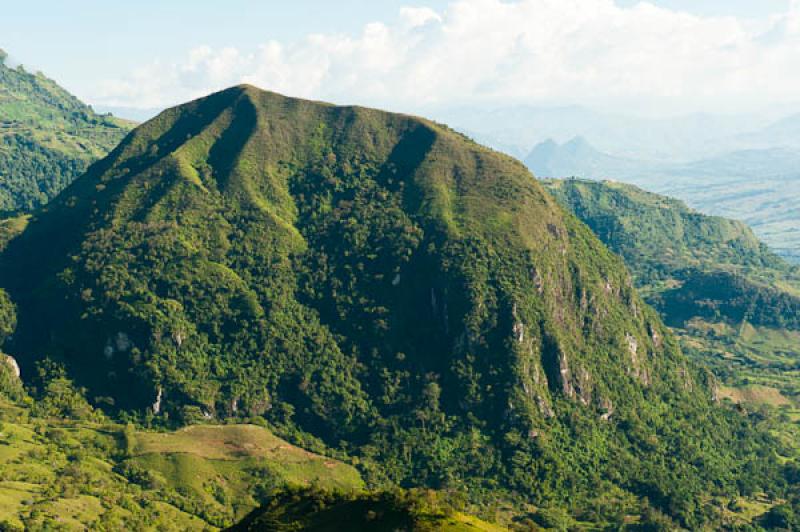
left=94, top=0, right=800, bottom=114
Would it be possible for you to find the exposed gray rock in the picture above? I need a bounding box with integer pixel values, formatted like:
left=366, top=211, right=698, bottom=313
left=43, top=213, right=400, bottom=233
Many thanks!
left=511, top=303, right=525, bottom=343
left=600, top=397, right=614, bottom=421
left=3, top=355, right=20, bottom=379
left=625, top=333, right=650, bottom=385
left=649, top=323, right=662, bottom=348
left=152, top=386, right=163, bottom=415
left=575, top=367, right=593, bottom=406
left=537, top=395, right=555, bottom=418
left=559, top=352, right=575, bottom=399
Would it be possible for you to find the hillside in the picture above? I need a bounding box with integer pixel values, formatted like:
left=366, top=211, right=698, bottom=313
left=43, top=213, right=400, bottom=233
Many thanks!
left=0, top=376, right=499, bottom=531
left=543, top=178, right=800, bottom=431
left=527, top=137, right=800, bottom=263
left=0, top=396, right=363, bottom=530
left=0, top=85, right=791, bottom=528
left=0, top=49, right=133, bottom=212
left=542, top=178, right=800, bottom=325
left=542, top=179, right=799, bottom=297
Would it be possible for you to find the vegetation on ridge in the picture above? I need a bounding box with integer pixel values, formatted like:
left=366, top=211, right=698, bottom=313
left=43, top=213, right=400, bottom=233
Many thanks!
left=543, top=178, right=800, bottom=514
left=0, top=87, right=794, bottom=528
left=0, top=51, right=133, bottom=212
left=229, top=487, right=505, bottom=532
left=541, top=178, right=800, bottom=315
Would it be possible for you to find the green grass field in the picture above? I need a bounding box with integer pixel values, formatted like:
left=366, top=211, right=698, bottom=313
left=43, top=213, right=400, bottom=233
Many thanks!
left=0, top=402, right=363, bottom=530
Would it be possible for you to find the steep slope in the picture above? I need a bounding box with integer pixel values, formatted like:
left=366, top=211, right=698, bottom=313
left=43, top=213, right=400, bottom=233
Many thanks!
left=0, top=49, right=133, bottom=212
left=542, top=179, right=798, bottom=287
left=543, top=178, right=800, bottom=412
left=0, top=399, right=363, bottom=530
left=0, top=86, right=786, bottom=526
left=542, top=178, right=800, bottom=324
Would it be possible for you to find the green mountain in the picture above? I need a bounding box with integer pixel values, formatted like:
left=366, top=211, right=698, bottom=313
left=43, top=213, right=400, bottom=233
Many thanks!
left=543, top=178, right=800, bottom=426
left=526, top=137, right=800, bottom=264
left=0, top=86, right=791, bottom=528
left=0, top=49, right=133, bottom=212
left=541, top=178, right=800, bottom=320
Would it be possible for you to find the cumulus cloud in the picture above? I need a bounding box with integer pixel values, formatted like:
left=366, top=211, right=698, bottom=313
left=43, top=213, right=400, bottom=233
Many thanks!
left=93, top=0, right=800, bottom=114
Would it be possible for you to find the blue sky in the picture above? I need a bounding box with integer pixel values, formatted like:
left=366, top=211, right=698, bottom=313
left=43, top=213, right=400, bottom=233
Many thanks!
left=6, top=1, right=451, bottom=75
left=3, top=0, right=799, bottom=115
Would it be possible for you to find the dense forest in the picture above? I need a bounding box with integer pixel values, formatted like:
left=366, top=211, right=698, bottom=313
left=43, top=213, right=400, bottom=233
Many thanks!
left=0, top=49, right=132, bottom=212
left=544, top=178, right=800, bottom=519
left=543, top=178, right=800, bottom=329
left=0, top=86, right=796, bottom=529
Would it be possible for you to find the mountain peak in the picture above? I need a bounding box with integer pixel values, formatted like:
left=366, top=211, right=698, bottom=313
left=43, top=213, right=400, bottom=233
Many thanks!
left=562, top=135, right=594, bottom=153
left=0, top=88, right=758, bottom=526
left=535, top=137, right=559, bottom=149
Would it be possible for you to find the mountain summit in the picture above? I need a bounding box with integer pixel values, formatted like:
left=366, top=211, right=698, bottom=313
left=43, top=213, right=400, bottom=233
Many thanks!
left=0, top=86, right=778, bottom=524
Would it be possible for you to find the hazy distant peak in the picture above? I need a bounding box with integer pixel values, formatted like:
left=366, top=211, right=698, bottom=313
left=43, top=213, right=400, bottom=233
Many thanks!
left=562, top=136, right=594, bottom=153
left=529, top=138, right=558, bottom=152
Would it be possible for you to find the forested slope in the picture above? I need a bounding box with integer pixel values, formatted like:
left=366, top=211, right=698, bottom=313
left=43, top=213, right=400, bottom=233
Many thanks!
left=0, top=49, right=132, bottom=212
left=0, top=87, right=792, bottom=528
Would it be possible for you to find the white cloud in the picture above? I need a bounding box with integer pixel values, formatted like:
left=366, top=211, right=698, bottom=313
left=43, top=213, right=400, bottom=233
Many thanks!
left=399, top=6, right=442, bottom=28
left=93, top=0, right=800, bottom=114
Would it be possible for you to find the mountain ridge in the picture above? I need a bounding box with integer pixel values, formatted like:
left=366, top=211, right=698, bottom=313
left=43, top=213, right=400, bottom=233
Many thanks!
left=527, top=137, right=800, bottom=263
left=0, top=51, right=134, bottom=212
left=543, top=178, right=800, bottom=435
left=0, top=85, right=787, bottom=527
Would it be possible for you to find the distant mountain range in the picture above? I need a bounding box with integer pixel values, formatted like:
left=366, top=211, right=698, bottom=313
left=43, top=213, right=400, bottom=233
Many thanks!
left=729, top=112, right=800, bottom=151
left=434, top=102, right=800, bottom=263
left=432, top=104, right=787, bottom=161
